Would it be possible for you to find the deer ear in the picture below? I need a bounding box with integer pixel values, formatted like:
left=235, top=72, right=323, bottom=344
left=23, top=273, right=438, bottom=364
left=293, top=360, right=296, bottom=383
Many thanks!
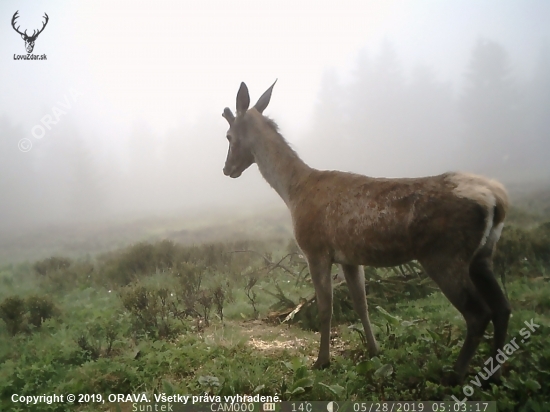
left=236, top=82, right=250, bottom=115
left=222, top=107, right=235, bottom=125
left=254, top=79, right=277, bottom=114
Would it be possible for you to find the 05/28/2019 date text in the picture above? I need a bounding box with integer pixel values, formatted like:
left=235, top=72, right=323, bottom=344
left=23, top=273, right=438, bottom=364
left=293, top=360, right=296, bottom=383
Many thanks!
left=284, top=402, right=495, bottom=412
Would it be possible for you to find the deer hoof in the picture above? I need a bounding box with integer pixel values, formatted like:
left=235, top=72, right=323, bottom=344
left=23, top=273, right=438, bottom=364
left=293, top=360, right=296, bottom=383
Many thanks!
left=489, top=368, right=502, bottom=383
left=312, top=358, right=330, bottom=370
left=441, top=371, right=463, bottom=387
left=483, top=372, right=502, bottom=388
left=368, top=342, right=380, bottom=357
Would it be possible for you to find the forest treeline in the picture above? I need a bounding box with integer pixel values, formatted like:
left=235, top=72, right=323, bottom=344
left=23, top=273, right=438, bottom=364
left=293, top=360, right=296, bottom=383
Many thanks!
left=304, top=39, right=550, bottom=182
left=1, top=39, right=549, bottom=231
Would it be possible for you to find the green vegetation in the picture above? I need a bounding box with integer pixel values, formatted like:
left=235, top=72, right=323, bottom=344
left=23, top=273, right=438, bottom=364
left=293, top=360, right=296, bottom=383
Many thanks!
left=0, top=220, right=549, bottom=411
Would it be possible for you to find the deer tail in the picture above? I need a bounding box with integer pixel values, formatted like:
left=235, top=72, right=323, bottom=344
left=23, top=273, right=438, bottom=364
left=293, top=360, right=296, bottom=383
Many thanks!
left=488, top=179, right=509, bottom=227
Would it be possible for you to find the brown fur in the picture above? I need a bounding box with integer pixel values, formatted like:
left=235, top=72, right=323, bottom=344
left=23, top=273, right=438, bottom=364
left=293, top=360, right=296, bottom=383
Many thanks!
left=221, top=82, right=511, bottom=384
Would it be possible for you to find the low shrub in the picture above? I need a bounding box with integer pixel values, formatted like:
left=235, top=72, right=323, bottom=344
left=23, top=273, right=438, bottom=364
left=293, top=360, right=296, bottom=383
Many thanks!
left=0, top=294, right=59, bottom=335
left=33, top=256, right=72, bottom=276
left=0, top=295, right=26, bottom=335
left=26, top=294, right=58, bottom=328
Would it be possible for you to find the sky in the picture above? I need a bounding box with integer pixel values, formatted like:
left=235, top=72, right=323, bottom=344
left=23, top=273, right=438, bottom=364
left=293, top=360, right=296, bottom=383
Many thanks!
left=1, top=1, right=548, bottom=136
left=0, top=0, right=549, bottom=232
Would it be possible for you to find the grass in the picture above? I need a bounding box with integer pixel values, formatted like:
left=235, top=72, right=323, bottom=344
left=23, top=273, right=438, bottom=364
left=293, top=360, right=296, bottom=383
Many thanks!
left=0, top=217, right=549, bottom=411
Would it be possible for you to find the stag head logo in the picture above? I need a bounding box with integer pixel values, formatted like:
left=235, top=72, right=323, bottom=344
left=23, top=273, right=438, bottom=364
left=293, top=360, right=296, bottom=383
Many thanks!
left=11, top=11, right=49, bottom=54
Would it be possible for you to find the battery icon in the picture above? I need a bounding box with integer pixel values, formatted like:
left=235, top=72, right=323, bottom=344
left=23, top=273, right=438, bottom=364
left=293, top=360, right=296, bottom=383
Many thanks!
left=263, top=403, right=276, bottom=411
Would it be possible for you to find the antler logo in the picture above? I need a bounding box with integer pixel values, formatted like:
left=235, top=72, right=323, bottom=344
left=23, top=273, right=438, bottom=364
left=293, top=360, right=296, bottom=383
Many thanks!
left=11, top=11, right=49, bottom=54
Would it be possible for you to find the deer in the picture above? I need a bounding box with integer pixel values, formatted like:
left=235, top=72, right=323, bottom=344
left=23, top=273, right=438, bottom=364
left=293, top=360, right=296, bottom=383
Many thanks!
left=11, top=11, right=49, bottom=54
left=221, top=81, right=511, bottom=385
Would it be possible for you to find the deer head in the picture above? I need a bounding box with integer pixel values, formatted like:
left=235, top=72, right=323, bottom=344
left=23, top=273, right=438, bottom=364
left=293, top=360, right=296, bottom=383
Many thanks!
left=12, top=11, right=49, bottom=54
left=222, top=81, right=277, bottom=178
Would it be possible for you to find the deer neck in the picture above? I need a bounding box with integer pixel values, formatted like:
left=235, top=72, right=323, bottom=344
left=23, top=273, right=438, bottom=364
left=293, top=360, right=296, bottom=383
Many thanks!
left=249, top=122, right=310, bottom=206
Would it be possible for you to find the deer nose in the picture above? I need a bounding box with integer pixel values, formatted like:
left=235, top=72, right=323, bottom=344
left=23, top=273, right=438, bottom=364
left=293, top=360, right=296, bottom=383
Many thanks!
left=223, top=166, right=230, bottom=176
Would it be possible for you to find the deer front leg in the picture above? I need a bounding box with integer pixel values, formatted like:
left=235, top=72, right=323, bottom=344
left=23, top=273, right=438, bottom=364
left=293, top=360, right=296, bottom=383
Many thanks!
left=308, top=257, right=333, bottom=369
left=341, top=264, right=379, bottom=356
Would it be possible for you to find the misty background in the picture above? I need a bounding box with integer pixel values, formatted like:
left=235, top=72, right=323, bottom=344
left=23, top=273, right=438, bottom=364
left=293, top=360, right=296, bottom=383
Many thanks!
left=0, top=1, right=549, bottom=258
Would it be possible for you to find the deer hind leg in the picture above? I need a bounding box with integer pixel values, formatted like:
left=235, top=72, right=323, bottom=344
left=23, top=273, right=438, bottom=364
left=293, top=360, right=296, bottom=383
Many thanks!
left=341, top=264, right=379, bottom=356
left=307, top=256, right=333, bottom=369
left=469, top=245, right=511, bottom=381
left=421, top=258, right=492, bottom=385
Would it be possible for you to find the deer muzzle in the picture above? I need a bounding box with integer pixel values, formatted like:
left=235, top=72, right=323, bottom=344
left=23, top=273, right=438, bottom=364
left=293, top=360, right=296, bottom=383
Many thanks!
left=223, top=166, right=242, bottom=178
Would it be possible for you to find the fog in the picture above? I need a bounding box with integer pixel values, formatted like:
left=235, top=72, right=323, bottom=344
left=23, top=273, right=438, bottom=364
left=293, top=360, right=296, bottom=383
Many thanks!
left=1, top=1, right=549, bottom=242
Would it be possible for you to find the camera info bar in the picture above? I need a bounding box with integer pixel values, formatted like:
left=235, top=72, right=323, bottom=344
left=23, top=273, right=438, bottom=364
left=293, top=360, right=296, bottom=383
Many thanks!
left=124, top=401, right=496, bottom=412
